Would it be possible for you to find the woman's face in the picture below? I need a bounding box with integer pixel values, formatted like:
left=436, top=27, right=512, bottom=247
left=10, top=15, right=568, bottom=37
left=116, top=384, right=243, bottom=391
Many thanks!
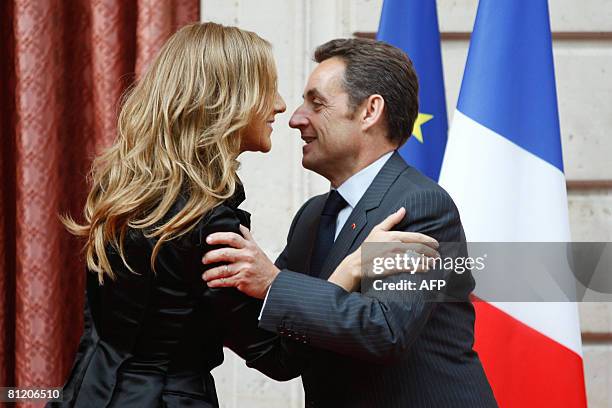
left=240, top=92, right=286, bottom=153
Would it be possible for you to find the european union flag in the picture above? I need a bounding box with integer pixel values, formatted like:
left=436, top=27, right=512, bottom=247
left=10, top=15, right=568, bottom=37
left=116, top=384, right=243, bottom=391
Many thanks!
left=377, top=0, right=448, bottom=181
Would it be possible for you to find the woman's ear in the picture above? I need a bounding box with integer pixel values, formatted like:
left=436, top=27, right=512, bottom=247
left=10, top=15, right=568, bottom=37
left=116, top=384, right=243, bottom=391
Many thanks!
left=361, top=94, right=385, bottom=132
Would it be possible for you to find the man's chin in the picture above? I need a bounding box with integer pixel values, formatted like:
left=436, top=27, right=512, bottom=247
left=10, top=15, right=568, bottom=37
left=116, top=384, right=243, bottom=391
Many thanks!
left=301, top=146, right=317, bottom=168
left=301, top=156, right=313, bottom=170
left=301, top=157, right=323, bottom=175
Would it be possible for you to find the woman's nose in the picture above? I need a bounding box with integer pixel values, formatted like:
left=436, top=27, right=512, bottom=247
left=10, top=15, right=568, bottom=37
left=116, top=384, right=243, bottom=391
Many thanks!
left=275, top=93, right=287, bottom=114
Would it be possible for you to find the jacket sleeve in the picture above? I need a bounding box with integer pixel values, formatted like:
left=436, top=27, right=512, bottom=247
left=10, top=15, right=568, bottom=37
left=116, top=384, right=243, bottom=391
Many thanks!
left=197, top=205, right=303, bottom=381
left=259, top=189, right=471, bottom=364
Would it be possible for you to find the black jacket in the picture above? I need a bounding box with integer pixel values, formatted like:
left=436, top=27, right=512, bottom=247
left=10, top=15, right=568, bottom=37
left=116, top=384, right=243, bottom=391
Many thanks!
left=50, top=185, right=298, bottom=408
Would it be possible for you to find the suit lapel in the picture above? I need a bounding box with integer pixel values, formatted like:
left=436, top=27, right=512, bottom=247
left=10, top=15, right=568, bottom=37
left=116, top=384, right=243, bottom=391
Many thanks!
left=318, top=152, right=408, bottom=280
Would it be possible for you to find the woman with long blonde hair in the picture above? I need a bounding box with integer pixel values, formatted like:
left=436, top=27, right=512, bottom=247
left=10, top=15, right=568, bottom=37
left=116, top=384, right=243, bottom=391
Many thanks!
left=52, top=22, right=296, bottom=408
left=52, top=22, right=434, bottom=407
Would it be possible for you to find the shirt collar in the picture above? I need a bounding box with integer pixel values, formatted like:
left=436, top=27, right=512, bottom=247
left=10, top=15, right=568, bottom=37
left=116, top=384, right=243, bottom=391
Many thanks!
left=335, top=151, right=393, bottom=208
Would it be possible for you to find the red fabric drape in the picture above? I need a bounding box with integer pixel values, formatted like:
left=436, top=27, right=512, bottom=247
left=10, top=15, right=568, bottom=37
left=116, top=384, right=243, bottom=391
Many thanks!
left=0, top=0, right=199, bottom=401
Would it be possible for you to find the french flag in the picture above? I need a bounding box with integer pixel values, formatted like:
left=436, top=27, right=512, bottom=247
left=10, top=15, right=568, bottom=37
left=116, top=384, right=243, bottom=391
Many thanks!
left=439, top=0, right=588, bottom=406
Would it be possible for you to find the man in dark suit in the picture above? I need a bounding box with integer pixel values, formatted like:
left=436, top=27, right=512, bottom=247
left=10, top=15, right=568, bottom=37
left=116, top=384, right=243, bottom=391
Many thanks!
left=203, top=38, right=496, bottom=407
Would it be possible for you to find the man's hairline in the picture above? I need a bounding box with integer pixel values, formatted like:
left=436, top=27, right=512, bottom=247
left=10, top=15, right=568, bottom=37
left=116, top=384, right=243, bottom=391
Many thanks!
left=305, top=58, right=398, bottom=144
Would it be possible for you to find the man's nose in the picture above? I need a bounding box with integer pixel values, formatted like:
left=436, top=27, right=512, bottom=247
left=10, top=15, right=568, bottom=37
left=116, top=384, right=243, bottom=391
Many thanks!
left=289, top=106, right=308, bottom=129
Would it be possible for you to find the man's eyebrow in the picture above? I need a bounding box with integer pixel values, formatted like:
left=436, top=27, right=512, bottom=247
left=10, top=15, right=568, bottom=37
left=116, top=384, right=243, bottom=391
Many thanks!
left=303, top=88, right=328, bottom=102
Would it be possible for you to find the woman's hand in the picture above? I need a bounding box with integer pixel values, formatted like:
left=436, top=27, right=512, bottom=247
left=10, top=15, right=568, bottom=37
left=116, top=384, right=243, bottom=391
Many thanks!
left=328, top=208, right=439, bottom=292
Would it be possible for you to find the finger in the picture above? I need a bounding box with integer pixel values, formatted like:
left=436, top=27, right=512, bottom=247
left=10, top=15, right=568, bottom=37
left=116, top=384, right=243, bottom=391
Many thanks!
left=206, top=232, right=247, bottom=248
left=202, top=264, right=236, bottom=281
left=202, top=247, right=242, bottom=264
left=380, top=244, right=418, bottom=259
left=206, top=274, right=240, bottom=288
left=390, top=231, right=439, bottom=249
left=369, top=244, right=408, bottom=260
left=404, top=243, right=440, bottom=259
left=418, top=256, right=444, bottom=273
left=239, top=225, right=253, bottom=240
left=412, top=257, right=439, bottom=273
left=362, top=245, right=413, bottom=276
left=375, top=207, right=406, bottom=232
left=375, top=255, right=438, bottom=276
left=369, top=243, right=439, bottom=264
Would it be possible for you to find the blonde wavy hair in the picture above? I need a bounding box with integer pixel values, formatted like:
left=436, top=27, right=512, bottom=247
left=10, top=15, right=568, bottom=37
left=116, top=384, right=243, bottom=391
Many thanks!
left=64, top=22, right=278, bottom=283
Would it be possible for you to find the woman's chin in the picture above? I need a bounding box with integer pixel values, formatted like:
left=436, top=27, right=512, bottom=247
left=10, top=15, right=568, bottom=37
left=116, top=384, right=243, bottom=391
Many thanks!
left=258, top=143, right=272, bottom=153
left=256, top=136, right=272, bottom=153
left=243, top=143, right=271, bottom=154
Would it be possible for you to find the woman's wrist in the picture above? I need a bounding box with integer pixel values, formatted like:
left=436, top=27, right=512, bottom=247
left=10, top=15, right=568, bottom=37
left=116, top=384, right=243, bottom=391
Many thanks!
left=349, top=248, right=362, bottom=281
left=328, top=249, right=362, bottom=292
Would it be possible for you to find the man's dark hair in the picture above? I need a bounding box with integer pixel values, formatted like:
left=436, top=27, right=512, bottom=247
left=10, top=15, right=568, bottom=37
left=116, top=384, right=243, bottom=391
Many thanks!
left=314, top=38, right=419, bottom=146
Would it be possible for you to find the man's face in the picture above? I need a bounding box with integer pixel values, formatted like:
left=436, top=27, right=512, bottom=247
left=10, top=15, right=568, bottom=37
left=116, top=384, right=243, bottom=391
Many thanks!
left=289, top=57, right=362, bottom=182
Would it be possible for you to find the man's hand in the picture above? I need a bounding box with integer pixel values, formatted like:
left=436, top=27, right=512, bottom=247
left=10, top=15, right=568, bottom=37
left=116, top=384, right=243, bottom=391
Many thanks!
left=202, top=225, right=279, bottom=299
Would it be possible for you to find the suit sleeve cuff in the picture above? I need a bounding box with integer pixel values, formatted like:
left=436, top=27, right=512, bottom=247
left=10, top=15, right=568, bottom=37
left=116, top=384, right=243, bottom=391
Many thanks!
left=258, top=285, right=272, bottom=320
left=258, top=270, right=347, bottom=337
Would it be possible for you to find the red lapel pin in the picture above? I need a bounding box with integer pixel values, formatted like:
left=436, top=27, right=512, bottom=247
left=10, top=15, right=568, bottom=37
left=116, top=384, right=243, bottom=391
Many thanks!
left=351, top=223, right=356, bottom=230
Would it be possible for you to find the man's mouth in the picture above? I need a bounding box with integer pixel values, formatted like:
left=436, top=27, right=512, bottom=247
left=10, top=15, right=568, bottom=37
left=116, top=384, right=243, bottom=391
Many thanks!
left=301, top=136, right=316, bottom=144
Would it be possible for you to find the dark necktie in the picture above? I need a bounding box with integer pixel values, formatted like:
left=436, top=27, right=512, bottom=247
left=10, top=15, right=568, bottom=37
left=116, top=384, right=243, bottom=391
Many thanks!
left=309, top=190, right=348, bottom=277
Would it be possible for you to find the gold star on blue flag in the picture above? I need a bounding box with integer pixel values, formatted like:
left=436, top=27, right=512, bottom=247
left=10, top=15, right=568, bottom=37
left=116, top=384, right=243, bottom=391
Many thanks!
left=412, top=112, right=434, bottom=143
left=378, top=0, right=448, bottom=180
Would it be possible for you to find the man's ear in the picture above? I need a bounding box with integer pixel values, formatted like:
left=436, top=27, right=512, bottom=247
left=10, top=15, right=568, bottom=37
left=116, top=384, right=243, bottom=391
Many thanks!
left=360, top=94, right=385, bottom=132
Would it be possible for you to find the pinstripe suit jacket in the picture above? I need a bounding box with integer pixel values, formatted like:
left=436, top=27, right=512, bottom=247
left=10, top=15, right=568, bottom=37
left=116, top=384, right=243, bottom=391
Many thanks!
left=260, top=152, right=497, bottom=407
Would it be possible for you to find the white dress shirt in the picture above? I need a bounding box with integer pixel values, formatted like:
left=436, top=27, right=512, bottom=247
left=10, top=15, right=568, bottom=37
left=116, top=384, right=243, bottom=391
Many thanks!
left=333, top=151, right=393, bottom=240
left=258, top=151, right=394, bottom=319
